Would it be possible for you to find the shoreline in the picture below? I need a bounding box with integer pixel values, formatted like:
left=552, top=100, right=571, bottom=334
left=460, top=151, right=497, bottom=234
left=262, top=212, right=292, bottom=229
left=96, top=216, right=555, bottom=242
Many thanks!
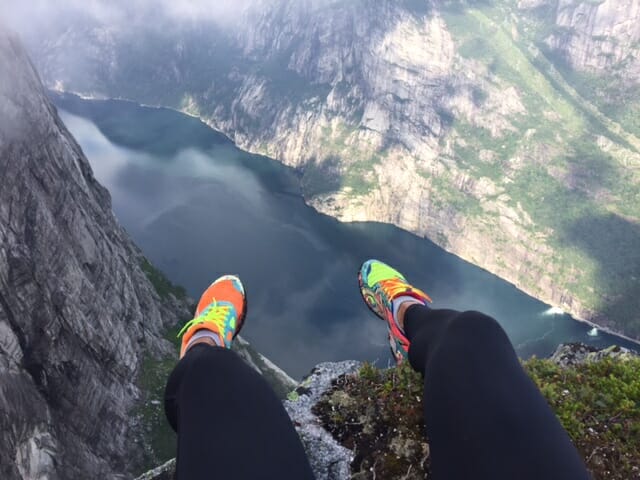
left=51, top=88, right=640, bottom=351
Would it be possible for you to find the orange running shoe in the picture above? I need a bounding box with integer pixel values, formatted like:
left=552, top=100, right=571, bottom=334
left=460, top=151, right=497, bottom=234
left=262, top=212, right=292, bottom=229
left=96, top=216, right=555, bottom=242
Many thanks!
left=177, top=275, right=247, bottom=358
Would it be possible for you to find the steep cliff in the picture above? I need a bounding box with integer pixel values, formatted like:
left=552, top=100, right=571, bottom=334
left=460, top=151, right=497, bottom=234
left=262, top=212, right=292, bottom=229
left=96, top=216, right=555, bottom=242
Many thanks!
left=545, top=0, right=640, bottom=76
left=0, top=28, right=193, bottom=479
left=24, top=0, right=640, bottom=338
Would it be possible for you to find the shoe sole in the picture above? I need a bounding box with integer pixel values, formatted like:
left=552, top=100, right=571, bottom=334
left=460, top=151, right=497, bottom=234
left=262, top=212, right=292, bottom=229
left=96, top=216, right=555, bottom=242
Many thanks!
left=358, top=267, right=407, bottom=362
left=358, top=270, right=387, bottom=321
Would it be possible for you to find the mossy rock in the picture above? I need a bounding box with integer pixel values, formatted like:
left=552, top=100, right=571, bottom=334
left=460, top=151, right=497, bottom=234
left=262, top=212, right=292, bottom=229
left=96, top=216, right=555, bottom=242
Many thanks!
left=315, top=354, right=640, bottom=479
left=314, top=363, right=430, bottom=479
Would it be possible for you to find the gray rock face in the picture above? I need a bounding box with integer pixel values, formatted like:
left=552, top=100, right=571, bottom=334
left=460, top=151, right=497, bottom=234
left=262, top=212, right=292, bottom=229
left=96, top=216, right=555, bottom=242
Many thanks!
left=0, top=29, right=189, bottom=478
left=550, top=342, right=638, bottom=367
left=284, top=361, right=362, bottom=480
left=225, top=0, right=456, bottom=165
left=134, top=459, right=176, bottom=480
left=546, top=0, right=640, bottom=77
left=233, top=336, right=298, bottom=398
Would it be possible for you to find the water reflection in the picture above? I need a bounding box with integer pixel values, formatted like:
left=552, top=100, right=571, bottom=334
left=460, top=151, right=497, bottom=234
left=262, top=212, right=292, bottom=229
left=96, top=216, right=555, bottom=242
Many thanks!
left=58, top=102, right=638, bottom=378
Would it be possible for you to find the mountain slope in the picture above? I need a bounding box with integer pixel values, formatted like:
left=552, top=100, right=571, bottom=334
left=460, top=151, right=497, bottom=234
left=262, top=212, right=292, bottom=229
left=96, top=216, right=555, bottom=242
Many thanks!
left=25, top=0, right=640, bottom=338
left=0, top=28, right=191, bottom=479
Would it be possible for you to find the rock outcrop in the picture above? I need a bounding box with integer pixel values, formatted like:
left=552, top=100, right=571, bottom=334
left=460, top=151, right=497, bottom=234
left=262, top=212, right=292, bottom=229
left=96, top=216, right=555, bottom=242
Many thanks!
left=550, top=342, right=638, bottom=367
left=134, top=459, right=176, bottom=480
left=546, top=0, right=640, bottom=76
left=284, top=361, right=362, bottom=480
left=0, top=28, right=191, bottom=479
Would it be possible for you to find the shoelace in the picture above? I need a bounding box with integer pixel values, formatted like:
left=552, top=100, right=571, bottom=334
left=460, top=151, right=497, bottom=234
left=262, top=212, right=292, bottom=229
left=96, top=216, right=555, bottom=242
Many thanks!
left=378, top=278, right=432, bottom=303
left=177, top=298, right=232, bottom=338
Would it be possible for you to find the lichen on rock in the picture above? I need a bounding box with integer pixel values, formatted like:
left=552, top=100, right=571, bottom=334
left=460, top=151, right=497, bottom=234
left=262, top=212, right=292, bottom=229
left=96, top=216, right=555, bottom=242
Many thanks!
left=314, top=362, right=430, bottom=479
left=284, top=361, right=363, bottom=480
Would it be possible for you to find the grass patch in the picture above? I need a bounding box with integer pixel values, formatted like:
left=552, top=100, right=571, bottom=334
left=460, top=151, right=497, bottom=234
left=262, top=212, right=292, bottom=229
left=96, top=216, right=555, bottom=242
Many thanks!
left=452, top=120, right=520, bottom=180
left=316, top=356, right=640, bottom=479
left=428, top=170, right=484, bottom=217
left=526, top=357, right=640, bottom=478
left=343, top=171, right=375, bottom=196
left=300, top=156, right=342, bottom=198
left=540, top=46, right=640, bottom=139
left=508, top=165, right=592, bottom=228
left=140, top=258, right=188, bottom=300
left=442, top=7, right=584, bottom=134
left=136, top=324, right=182, bottom=474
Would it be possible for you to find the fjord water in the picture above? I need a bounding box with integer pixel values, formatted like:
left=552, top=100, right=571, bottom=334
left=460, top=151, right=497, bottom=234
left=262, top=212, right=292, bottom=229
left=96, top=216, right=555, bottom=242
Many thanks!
left=55, top=94, right=638, bottom=378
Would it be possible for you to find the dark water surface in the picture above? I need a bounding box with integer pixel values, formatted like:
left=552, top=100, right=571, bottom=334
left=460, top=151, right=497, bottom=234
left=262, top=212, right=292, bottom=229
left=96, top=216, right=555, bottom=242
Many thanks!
left=54, top=94, right=638, bottom=378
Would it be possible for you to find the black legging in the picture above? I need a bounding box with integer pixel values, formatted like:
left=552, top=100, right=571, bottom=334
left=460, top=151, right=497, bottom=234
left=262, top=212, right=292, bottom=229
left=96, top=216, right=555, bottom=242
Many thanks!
left=404, top=306, right=589, bottom=479
left=164, top=344, right=315, bottom=479
left=164, top=306, right=590, bottom=479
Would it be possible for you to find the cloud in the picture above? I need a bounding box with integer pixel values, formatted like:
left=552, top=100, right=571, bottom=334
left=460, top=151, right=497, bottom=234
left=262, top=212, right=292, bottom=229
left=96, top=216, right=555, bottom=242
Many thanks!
left=2, top=0, right=257, bottom=38
left=157, top=0, right=254, bottom=23
left=2, top=1, right=124, bottom=34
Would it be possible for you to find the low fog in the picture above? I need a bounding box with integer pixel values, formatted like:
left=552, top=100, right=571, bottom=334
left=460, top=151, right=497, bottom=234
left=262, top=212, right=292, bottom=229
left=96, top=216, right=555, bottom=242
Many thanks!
left=2, top=0, right=257, bottom=38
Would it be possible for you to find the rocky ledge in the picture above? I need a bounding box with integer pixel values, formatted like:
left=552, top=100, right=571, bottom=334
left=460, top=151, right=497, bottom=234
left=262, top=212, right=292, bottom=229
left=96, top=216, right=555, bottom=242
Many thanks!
left=139, top=343, right=640, bottom=480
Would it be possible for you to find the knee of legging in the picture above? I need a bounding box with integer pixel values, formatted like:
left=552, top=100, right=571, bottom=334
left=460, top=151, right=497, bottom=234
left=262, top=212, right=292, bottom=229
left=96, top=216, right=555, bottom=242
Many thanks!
left=446, top=310, right=507, bottom=343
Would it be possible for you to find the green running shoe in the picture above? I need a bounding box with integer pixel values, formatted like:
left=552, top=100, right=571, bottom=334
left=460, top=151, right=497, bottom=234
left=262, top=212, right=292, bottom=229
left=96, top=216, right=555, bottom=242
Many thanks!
left=358, top=259, right=432, bottom=364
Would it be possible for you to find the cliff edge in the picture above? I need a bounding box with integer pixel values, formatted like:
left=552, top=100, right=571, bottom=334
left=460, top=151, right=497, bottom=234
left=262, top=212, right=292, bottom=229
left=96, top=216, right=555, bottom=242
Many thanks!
left=138, top=343, right=640, bottom=480
left=0, top=27, right=192, bottom=479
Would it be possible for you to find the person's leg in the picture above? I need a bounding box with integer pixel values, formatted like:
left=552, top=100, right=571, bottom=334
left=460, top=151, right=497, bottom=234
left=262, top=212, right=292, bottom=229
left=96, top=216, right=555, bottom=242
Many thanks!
left=164, top=274, right=314, bottom=480
left=358, top=259, right=589, bottom=480
left=404, top=306, right=590, bottom=480
left=164, top=343, right=315, bottom=480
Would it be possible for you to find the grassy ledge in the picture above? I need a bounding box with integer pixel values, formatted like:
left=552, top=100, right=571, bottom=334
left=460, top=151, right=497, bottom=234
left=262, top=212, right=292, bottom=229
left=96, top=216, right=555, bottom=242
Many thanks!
left=315, top=357, right=640, bottom=479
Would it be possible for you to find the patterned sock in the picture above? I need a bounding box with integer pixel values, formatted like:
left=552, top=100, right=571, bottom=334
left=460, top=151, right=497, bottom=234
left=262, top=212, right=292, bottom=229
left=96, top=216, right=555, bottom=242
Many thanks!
left=392, top=296, right=425, bottom=331
left=186, top=329, right=222, bottom=351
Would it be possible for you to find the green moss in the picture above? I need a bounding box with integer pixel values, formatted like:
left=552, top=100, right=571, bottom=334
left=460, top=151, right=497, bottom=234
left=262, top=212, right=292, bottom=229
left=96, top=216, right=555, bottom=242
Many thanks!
left=525, top=357, right=640, bottom=478
left=300, top=157, right=342, bottom=198
left=314, top=362, right=429, bottom=479
left=140, top=258, right=187, bottom=300
left=451, top=120, right=520, bottom=180
left=136, top=353, right=178, bottom=473
left=317, top=356, right=640, bottom=480
left=427, top=171, right=484, bottom=217
left=135, top=324, right=183, bottom=474
left=508, top=166, right=590, bottom=227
